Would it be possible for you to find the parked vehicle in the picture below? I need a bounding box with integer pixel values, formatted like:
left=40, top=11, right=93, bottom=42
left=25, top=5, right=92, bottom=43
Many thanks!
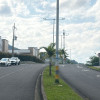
left=10, top=57, right=20, bottom=65
left=0, top=58, right=11, bottom=66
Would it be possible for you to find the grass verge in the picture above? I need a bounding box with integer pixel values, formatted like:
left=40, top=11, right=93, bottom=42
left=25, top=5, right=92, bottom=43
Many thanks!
left=43, top=66, right=83, bottom=100
left=88, top=66, right=100, bottom=71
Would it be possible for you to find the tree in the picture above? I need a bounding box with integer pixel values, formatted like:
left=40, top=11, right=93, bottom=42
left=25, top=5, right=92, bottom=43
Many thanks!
left=59, top=49, right=68, bottom=64
left=86, top=56, right=99, bottom=66
left=40, top=43, right=56, bottom=75
left=39, top=52, right=46, bottom=61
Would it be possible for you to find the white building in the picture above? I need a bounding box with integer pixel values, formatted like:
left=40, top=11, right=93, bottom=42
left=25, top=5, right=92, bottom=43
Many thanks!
left=28, top=47, right=39, bottom=57
left=0, top=37, right=8, bottom=53
left=0, top=36, right=2, bottom=52
left=8, top=49, right=30, bottom=55
left=8, top=47, right=39, bottom=58
left=2, top=39, right=8, bottom=53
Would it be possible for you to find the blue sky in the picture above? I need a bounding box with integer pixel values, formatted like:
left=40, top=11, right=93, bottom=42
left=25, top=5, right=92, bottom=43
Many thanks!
left=0, top=0, right=100, bottom=63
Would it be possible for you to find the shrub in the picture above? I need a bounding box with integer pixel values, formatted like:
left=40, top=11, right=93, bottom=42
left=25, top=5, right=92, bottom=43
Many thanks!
left=0, top=52, right=43, bottom=63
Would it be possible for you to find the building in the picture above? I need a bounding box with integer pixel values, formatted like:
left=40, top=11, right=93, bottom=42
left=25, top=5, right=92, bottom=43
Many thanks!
left=0, top=36, right=2, bottom=52
left=28, top=47, right=39, bottom=57
left=2, top=39, right=8, bottom=53
left=8, top=49, right=30, bottom=55
left=8, top=47, right=39, bottom=58
left=0, top=37, right=8, bottom=53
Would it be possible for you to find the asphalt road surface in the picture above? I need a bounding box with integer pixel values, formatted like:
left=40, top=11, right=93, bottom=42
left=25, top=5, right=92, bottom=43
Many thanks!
left=59, top=64, right=100, bottom=100
left=0, top=64, right=45, bottom=100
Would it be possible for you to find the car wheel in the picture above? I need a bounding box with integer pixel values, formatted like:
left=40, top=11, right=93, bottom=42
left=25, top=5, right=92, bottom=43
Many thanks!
left=18, top=62, right=20, bottom=65
left=5, top=64, right=6, bottom=66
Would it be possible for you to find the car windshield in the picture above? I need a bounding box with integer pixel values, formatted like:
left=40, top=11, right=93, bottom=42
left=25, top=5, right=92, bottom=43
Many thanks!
left=10, top=57, right=17, bottom=60
left=1, top=58, right=8, bottom=61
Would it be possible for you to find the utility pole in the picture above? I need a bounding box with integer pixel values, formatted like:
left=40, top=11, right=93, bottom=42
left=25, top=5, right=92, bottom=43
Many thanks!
left=62, top=30, right=69, bottom=64
left=62, top=30, right=69, bottom=50
left=70, top=48, right=71, bottom=63
left=63, top=30, right=65, bottom=50
left=43, top=18, right=55, bottom=44
left=12, top=23, right=17, bottom=57
left=55, top=0, right=59, bottom=83
left=53, top=19, right=55, bottom=44
left=61, top=35, right=62, bottom=49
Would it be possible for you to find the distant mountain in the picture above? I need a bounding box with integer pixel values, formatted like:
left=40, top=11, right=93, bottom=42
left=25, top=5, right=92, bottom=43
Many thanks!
left=8, top=44, right=20, bottom=50
left=71, top=60, right=78, bottom=64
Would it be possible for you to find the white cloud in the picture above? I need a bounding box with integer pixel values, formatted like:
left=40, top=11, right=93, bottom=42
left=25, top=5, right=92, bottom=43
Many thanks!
left=0, top=0, right=12, bottom=16
left=60, top=0, right=90, bottom=10
left=41, top=0, right=48, bottom=8
left=87, top=0, right=100, bottom=21
left=34, top=8, right=45, bottom=13
left=0, top=0, right=100, bottom=63
left=61, top=21, right=100, bottom=63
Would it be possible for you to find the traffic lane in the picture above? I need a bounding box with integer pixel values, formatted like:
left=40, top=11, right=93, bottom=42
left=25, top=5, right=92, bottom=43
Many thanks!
left=59, top=64, right=100, bottom=100
left=0, top=64, right=45, bottom=100
left=0, top=64, right=46, bottom=79
left=0, top=64, right=25, bottom=77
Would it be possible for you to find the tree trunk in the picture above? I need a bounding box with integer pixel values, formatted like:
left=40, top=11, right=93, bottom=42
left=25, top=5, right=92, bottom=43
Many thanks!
left=49, top=62, right=51, bottom=76
left=49, top=58, right=52, bottom=76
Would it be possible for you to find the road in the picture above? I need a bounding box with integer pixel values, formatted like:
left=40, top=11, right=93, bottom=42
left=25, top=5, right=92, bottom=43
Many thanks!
left=59, top=64, right=100, bottom=100
left=0, top=64, right=45, bottom=100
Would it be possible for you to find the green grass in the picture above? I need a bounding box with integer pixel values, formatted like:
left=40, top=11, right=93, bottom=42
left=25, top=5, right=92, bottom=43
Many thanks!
left=43, top=66, right=83, bottom=100
left=88, top=66, right=100, bottom=71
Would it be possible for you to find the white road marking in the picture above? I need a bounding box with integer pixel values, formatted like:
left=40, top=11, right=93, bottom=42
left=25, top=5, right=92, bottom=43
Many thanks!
left=77, top=66, right=83, bottom=68
left=62, top=65, right=65, bottom=67
left=60, top=65, right=65, bottom=67
left=96, top=75, right=100, bottom=77
left=0, top=68, right=24, bottom=79
left=82, top=69, right=89, bottom=72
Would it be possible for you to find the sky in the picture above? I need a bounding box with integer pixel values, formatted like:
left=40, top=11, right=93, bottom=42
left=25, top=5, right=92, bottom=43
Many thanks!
left=0, top=0, right=100, bottom=63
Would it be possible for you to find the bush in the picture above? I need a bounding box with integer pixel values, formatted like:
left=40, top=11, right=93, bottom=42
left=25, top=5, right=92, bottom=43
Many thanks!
left=0, top=52, right=43, bottom=63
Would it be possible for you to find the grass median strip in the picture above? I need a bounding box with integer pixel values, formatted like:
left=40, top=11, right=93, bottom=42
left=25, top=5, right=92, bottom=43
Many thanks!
left=43, top=66, right=83, bottom=100
left=88, top=66, right=100, bottom=71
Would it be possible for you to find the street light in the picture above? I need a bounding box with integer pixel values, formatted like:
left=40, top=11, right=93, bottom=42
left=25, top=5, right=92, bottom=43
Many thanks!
left=43, top=18, right=55, bottom=44
left=43, top=18, right=65, bottom=44
left=55, top=0, right=59, bottom=83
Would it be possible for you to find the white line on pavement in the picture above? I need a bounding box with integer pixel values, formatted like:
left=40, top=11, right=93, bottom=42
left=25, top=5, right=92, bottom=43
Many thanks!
left=0, top=68, right=24, bottom=80
left=96, top=75, right=100, bottom=77
left=82, top=69, right=89, bottom=72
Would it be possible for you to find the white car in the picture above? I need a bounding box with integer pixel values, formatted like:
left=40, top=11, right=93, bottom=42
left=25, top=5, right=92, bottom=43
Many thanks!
left=0, top=58, right=11, bottom=66
left=10, top=57, right=20, bottom=65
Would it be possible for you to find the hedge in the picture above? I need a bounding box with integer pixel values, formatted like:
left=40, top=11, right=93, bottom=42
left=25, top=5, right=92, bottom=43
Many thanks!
left=0, top=52, right=43, bottom=63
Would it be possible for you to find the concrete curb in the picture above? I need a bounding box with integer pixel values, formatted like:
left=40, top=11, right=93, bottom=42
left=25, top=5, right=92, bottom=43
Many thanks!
left=35, top=71, right=41, bottom=100
left=35, top=67, right=47, bottom=100
left=41, top=72, right=47, bottom=100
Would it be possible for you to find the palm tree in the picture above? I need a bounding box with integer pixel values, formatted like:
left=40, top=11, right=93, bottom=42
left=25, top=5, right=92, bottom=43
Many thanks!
left=40, top=43, right=55, bottom=75
left=59, top=49, right=68, bottom=64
